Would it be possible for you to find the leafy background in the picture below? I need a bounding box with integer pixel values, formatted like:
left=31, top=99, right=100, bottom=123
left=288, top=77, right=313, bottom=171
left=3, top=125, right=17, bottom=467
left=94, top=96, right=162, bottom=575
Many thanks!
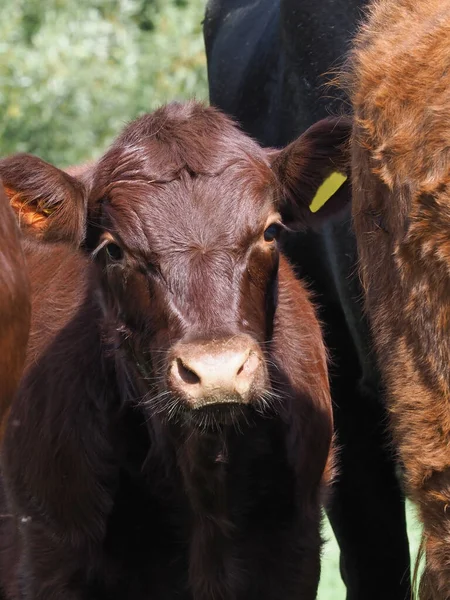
left=0, top=0, right=208, bottom=166
left=0, top=0, right=422, bottom=596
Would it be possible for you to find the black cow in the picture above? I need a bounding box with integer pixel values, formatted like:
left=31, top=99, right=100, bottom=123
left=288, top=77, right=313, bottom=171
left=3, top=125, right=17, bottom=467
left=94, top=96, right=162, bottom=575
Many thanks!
left=204, top=1, right=411, bottom=599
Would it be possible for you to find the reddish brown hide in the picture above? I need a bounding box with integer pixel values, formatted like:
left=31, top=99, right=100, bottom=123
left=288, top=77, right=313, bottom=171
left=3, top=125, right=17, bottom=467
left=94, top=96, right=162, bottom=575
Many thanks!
left=0, top=102, right=349, bottom=600
left=0, top=154, right=86, bottom=246
left=0, top=181, right=30, bottom=437
left=347, top=1, right=450, bottom=597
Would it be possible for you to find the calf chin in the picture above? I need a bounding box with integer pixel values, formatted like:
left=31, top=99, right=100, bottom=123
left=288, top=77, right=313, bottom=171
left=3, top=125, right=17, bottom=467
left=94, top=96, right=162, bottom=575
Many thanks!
left=184, top=401, right=254, bottom=430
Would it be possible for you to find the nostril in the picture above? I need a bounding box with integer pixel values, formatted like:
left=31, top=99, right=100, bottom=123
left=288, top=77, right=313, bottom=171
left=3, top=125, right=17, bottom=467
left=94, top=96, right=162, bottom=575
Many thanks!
left=237, top=352, right=260, bottom=380
left=176, top=358, right=201, bottom=385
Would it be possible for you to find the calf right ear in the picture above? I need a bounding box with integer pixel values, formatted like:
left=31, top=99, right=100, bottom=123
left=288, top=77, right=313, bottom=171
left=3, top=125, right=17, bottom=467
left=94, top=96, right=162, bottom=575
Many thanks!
left=269, top=116, right=352, bottom=230
left=0, top=154, right=87, bottom=246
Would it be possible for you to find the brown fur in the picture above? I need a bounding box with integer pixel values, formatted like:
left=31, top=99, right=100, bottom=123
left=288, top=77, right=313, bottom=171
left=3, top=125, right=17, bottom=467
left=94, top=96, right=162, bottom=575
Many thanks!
left=0, top=154, right=86, bottom=246
left=0, top=102, right=350, bottom=599
left=0, top=182, right=30, bottom=437
left=346, top=2, right=450, bottom=597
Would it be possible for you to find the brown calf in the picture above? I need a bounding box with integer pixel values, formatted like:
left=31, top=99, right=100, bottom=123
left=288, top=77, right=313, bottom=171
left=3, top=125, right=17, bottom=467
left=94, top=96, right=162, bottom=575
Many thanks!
left=347, top=1, right=450, bottom=597
left=0, top=182, right=30, bottom=435
left=0, top=102, right=349, bottom=599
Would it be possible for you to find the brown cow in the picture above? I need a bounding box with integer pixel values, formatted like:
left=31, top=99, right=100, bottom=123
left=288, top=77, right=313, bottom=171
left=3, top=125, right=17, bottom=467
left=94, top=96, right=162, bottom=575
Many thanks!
left=347, top=1, right=450, bottom=597
left=0, top=182, right=30, bottom=435
left=0, top=101, right=349, bottom=599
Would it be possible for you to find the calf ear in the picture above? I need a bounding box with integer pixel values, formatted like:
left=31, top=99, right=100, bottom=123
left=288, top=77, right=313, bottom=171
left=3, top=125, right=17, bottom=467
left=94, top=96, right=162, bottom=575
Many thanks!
left=269, top=116, right=351, bottom=229
left=0, top=153, right=87, bottom=245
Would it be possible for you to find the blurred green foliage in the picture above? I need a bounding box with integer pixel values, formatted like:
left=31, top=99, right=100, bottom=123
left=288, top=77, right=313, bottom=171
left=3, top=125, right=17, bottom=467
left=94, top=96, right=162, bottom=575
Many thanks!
left=0, top=0, right=208, bottom=166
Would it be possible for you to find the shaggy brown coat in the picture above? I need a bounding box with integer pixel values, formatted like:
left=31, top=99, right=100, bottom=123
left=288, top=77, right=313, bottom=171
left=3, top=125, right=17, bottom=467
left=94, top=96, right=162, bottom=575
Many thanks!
left=347, top=1, right=450, bottom=596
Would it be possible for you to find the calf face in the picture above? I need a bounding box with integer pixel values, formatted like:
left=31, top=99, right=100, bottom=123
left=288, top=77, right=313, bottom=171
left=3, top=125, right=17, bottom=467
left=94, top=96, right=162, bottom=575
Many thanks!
left=3, top=102, right=349, bottom=429
left=85, top=103, right=349, bottom=425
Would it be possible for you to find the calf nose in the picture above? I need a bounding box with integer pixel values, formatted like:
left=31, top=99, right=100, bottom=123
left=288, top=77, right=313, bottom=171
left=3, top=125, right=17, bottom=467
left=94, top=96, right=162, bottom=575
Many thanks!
left=168, top=335, right=264, bottom=406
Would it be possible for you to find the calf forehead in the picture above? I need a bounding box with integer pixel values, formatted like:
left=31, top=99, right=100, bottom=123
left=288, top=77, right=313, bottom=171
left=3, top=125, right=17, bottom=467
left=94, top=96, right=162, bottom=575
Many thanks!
left=108, top=166, right=275, bottom=255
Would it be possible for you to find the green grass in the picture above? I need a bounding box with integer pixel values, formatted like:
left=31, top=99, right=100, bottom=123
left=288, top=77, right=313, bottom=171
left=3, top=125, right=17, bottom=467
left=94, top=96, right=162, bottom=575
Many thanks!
left=318, top=501, right=423, bottom=598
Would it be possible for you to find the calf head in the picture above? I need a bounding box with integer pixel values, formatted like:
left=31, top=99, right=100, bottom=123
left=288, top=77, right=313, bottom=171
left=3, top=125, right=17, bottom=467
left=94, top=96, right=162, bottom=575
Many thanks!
left=86, top=103, right=350, bottom=426
left=3, top=102, right=350, bottom=428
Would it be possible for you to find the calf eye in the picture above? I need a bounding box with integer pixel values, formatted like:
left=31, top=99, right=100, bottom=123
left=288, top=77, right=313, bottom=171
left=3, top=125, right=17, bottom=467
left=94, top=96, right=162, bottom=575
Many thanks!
left=264, top=223, right=282, bottom=243
left=105, top=242, right=124, bottom=261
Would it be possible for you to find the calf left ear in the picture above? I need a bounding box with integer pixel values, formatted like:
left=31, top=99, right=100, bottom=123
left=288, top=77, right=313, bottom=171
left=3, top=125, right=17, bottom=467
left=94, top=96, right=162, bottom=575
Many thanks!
left=269, top=116, right=352, bottom=229
left=0, top=154, right=87, bottom=245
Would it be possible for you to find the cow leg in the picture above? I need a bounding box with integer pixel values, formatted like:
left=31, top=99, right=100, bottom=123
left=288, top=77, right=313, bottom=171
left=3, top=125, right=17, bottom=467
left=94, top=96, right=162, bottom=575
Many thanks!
left=327, top=382, right=411, bottom=599
left=385, top=368, right=450, bottom=599
left=283, top=227, right=411, bottom=600
left=417, top=518, right=450, bottom=600
left=324, top=316, right=411, bottom=599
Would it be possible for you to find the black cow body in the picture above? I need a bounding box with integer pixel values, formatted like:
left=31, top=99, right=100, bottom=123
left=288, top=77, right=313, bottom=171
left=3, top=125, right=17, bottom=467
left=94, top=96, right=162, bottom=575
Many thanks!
left=204, top=2, right=411, bottom=599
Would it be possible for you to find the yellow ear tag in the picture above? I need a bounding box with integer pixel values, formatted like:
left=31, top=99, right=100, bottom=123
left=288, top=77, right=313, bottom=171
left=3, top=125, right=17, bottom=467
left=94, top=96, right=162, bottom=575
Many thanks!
left=309, top=171, right=348, bottom=213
